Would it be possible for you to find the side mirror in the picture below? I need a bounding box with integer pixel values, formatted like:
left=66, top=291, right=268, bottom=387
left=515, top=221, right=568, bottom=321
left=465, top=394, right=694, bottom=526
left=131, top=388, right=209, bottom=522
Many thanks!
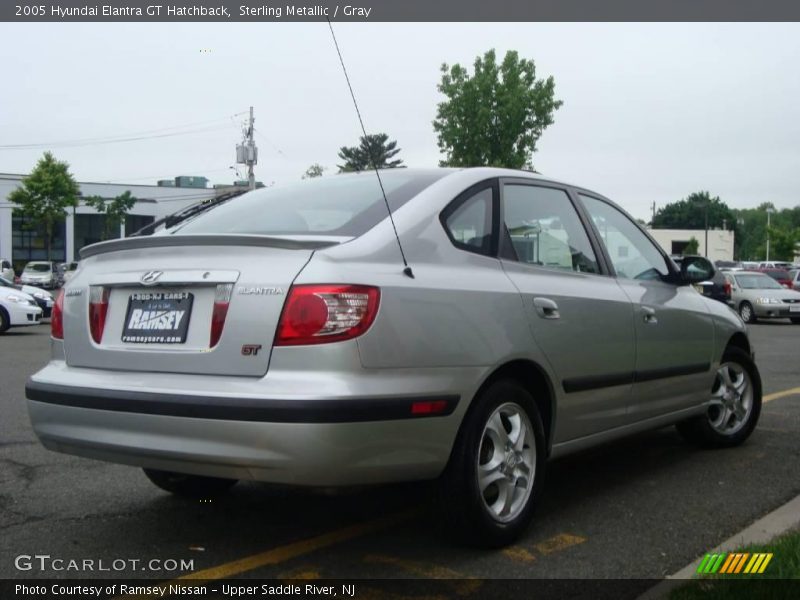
left=679, top=255, right=716, bottom=285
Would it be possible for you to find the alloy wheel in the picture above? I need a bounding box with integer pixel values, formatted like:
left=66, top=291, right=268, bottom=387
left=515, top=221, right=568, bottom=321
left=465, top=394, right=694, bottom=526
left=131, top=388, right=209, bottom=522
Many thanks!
left=708, top=361, right=753, bottom=436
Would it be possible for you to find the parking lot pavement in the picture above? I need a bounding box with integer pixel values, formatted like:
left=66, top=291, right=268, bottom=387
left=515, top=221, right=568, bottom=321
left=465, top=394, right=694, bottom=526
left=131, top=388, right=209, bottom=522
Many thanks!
left=1, top=322, right=799, bottom=582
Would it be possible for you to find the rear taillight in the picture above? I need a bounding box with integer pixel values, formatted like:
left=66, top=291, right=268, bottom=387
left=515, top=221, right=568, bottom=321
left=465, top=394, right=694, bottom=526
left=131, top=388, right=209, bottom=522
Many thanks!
left=724, top=281, right=732, bottom=297
left=51, top=288, right=65, bottom=339
left=88, top=286, right=109, bottom=344
left=275, top=284, right=380, bottom=346
left=209, top=283, right=233, bottom=347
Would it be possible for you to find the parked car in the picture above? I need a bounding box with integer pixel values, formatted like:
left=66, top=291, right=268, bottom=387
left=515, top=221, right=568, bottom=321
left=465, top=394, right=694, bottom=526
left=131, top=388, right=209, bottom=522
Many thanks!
left=723, top=271, right=800, bottom=324
left=0, top=286, right=43, bottom=333
left=673, top=256, right=732, bottom=306
left=0, top=276, right=55, bottom=318
left=758, top=261, right=794, bottom=270
left=789, top=269, right=800, bottom=292
left=20, top=261, right=58, bottom=289
left=755, top=267, right=793, bottom=289
left=1, top=258, right=14, bottom=281
left=60, top=261, right=79, bottom=284
left=26, top=169, right=762, bottom=547
left=714, top=260, right=742, bottom=271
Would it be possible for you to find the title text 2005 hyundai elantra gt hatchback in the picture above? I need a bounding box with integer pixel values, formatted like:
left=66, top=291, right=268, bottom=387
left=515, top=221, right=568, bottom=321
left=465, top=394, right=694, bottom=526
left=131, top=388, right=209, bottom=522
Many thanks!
left=26, top=168, right=761, bottom=547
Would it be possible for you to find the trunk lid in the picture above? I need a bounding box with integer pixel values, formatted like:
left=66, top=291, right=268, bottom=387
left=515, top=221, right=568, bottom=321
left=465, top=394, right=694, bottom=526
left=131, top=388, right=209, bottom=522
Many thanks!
left=63, top=236, right=328, bottom=377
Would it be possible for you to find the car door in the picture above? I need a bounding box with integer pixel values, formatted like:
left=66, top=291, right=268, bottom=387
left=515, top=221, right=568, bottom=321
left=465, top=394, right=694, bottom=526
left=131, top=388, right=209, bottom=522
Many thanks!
left=498, top=180, right=636, bottom=442
left=577, top=193, right=715, bottom=421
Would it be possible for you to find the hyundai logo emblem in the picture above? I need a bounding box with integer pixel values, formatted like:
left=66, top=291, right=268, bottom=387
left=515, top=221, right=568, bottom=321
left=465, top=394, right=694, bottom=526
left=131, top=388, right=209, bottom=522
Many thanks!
left=140, top=270, right=163, bottom=285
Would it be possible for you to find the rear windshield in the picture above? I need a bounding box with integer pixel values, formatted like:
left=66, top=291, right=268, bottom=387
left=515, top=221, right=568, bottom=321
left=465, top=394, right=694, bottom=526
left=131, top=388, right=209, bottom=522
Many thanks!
left=25, top=263, right=51, bottom=272
left=174, top=170, right=448, bottom=237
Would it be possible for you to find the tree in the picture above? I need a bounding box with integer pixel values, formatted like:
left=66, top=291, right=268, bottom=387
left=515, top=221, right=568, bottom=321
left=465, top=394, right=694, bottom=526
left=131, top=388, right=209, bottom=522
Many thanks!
left=651, top=191, right=735, bottom=231
left=433, top=49, right=563, bottom=169
left=8, top=152, right=80, bottom=261
left=302, top=163, right=325, bottom=179
left=85, top=191, right=137, bottom=241
left=683, top=236, right=700, bottom=255
left=768, top=225, right=800, bottom=261
left=337, top=133, right=403, bottom=172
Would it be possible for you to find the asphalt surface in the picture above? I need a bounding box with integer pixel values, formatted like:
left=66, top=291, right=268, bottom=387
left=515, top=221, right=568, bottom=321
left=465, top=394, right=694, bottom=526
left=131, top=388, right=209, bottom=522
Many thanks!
left=1, top=321, right=799, bottom=584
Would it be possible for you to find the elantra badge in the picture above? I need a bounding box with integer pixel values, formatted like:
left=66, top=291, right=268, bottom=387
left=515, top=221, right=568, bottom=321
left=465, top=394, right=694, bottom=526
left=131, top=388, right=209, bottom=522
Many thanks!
left=140, top=270, right=163, bottom=286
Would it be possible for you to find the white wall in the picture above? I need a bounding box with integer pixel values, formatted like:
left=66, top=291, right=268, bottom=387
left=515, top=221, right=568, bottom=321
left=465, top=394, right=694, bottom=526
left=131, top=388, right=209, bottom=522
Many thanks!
left=647, top=228, right=734, bottom=262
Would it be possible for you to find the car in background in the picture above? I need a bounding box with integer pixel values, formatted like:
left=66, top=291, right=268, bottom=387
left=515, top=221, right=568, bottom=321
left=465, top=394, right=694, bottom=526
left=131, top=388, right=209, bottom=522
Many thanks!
left=60, top=262, right=79, bottom=284
left=0, top=276, right=55, bottom=318
left=1, top=258, right=14, bottom=281
left=20, top=261, right=59, bottom=290
left=758, top=261, right=794, bottom=270
left=789, top=269, right=800, bottom=292
left=715, top=260, right=742, bottom=271
left=0, top=286, right=43, bottom=333
left=723, top=271, right=800, bottom=324
left=26, top=168, right=763, bottom=547
left=755, top=267, right=793, bottom=289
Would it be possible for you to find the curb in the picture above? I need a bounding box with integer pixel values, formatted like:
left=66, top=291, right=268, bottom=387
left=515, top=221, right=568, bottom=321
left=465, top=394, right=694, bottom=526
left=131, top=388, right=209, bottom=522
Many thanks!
left=637, top=492, right=800, bottom=599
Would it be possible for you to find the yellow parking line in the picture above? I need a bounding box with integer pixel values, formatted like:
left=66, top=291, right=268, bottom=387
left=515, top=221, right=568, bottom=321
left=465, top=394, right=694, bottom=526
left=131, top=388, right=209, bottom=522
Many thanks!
left=763, top=386, right=800, bottom=404
left=178, top=510, right=418, bottom=581
left=503, top=545, right=537, bottom=562
left=363, top=555, right=481, bottom=595
left=533, top=532, right=587, bottom=555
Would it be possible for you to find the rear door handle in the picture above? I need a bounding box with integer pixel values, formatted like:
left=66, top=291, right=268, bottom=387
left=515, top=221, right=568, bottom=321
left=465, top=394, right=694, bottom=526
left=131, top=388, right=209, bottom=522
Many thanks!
left=533, top=297, right=560, bottom=319
left=642, top=306, right=658, bottom=324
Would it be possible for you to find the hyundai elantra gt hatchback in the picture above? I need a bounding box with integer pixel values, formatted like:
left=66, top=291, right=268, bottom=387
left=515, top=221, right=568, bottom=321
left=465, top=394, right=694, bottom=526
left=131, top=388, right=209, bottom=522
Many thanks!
left=26, top=168, right=761, bottom=547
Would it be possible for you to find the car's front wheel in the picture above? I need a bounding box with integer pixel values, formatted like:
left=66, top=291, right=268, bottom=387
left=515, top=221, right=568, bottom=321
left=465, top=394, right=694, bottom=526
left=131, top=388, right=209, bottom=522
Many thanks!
left=439, top=380, right=546, bottom=548
left=676, top=347, right=762, bottom=448
left=0, top=307, right=9, bottom=333
left=143, top=469, right=237, bottom=498
left=739, top=301, right=757, bottom=324
left=790, top=317, right=800, bottom=325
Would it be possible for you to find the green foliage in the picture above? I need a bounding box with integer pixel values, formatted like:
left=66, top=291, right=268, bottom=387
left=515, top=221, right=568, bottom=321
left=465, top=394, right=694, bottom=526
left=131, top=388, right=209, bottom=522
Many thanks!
left=302, top=163, right=325, bottom=179
left=337, top=133, right=403, bottom=172
left=732, top=203, right=800, bottom=261
left=652, top=191, right=735, bottom=230
left=433, top=49, right=563, bottom=169
left=683, top=237, right=700, bottom=255
left=8, top=152, right=80, bottom=260
left=85, top=191, right=137, bottom=241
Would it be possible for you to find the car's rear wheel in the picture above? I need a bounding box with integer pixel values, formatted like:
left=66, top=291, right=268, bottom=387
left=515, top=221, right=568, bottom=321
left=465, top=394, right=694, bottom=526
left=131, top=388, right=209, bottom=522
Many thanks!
left=143, top=468, right=237, bottom=498
left=439, top=380, right=546, bottom=548
left=0, top=307, right=9, bottom=333
left=676, top=347, right=762, bottom=448
left=790, top=317, right=800, bottom=325
left=739, top=301, right=757, bottom=324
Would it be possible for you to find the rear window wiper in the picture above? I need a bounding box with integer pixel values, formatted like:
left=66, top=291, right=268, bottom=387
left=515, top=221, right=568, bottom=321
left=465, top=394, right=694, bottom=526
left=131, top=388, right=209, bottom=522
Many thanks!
left=131, top=190, right=247, bottom=237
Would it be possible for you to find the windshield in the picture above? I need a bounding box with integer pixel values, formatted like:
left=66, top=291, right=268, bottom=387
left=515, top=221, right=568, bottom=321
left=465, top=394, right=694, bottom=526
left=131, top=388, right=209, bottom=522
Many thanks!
left=24, top=263, right=51, bottom=273
left=174, top=170, right=448, bottom=237
left=0, top=276, right=13, bottom=287
left=735, top=274, right=783, bottom=289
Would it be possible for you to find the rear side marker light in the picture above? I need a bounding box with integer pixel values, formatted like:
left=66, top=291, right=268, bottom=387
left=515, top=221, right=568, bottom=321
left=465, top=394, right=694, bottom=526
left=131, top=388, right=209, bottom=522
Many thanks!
left=411, top=400, right=449, bottom=416
left=275, top=284, right=380, bottom=346
left=88, top=286, right=109, bottom=344
left=51, top=288, right=65, bottom=340
left=210, top=283, right=233, bottom=347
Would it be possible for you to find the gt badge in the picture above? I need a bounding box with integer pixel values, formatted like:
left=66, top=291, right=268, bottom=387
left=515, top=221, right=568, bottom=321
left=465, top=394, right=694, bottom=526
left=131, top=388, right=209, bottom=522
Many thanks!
left=241, top=344, right=262, bottom=356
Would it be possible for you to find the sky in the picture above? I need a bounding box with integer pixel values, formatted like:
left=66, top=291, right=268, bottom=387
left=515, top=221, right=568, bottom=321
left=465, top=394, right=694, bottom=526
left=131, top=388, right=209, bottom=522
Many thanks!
left=1, top=22, right=799, bottom=221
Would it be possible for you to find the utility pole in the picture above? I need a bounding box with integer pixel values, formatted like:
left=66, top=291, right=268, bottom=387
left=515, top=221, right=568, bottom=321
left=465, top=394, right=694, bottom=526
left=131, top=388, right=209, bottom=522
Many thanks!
left=766, top=206, right=774, bottom=261
left=651, top=201, right=656, bottom=225
left=236, top=106, right=258, bottom=191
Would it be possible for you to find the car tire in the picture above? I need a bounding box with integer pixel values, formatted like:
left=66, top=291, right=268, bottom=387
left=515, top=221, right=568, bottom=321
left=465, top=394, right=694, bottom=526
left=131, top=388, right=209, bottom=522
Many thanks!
left=0, top=307, right=9, bottom=333
left=438, top=380, right=546, bottom=548
left=676, top=347, right=762, bottom=448
left=790, top=318, right=800, bottom=325
left=738, top=301, right=757, bottom=324
left=143, top=468, right=237, bottom=498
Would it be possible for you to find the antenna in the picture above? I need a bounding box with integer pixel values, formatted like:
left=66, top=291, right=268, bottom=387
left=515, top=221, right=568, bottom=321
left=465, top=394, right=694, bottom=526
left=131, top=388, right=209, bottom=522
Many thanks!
left=326, top=18, right=414, bottom=279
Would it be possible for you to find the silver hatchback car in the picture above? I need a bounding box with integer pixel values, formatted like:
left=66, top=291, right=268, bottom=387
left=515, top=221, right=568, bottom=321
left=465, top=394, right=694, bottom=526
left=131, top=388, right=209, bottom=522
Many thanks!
left=27, top=168, right=761, bottom=547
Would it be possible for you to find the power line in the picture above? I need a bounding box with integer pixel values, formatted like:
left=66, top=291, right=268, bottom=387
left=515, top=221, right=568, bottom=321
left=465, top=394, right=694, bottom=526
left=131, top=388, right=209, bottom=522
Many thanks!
left=0, top=112, right=246, bottom=150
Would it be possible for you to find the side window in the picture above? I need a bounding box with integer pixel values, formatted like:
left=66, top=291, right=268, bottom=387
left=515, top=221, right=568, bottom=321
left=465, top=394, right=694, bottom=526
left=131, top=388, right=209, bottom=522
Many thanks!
left=443, top=186, right=495, bottom=257
left=579, top=195, right=670, bottom=281
left=502, top=185, right=599, bottom=274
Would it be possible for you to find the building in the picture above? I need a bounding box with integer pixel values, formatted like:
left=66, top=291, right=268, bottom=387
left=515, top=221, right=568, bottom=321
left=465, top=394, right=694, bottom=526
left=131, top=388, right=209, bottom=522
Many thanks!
left=0, top=174, right=219, bottom=273
left=647, top=228, right=735, bottom=262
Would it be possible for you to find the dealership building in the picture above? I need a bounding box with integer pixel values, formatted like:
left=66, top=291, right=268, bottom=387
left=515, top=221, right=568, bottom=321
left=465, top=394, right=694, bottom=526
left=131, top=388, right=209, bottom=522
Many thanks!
left=0, top=174, right=231, bottom=273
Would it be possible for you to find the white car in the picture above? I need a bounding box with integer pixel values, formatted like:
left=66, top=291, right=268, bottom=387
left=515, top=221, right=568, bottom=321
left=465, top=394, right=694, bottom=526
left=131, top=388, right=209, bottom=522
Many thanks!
left=1, top=258, right=14, bottom=282
left=20, top=261, right=58, bottom=289
left=0, top=286, right=43, bottom=333
left=0, top=276, right=54, bottom=318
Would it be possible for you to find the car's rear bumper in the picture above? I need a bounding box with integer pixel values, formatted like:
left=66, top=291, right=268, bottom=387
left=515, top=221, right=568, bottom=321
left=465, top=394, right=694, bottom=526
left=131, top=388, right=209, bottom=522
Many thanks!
left=26, top=362, right=474, bottom=486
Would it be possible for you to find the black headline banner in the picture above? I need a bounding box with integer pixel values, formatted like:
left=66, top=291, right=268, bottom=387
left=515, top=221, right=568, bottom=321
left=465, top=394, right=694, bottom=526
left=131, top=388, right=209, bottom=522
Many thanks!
left=4, top=0, right=800, bottom=22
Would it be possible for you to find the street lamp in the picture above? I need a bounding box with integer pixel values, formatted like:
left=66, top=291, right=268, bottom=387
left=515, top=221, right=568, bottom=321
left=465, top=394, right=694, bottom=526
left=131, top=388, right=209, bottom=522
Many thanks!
left=766, top=206, right=775, bottom=262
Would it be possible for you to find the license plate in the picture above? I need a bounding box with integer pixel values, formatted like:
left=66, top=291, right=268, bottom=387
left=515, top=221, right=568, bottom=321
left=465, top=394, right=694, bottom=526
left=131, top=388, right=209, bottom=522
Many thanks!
left=790, top=306, right=800, bottom=313
left=122, top=291, right=193, bottom=343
